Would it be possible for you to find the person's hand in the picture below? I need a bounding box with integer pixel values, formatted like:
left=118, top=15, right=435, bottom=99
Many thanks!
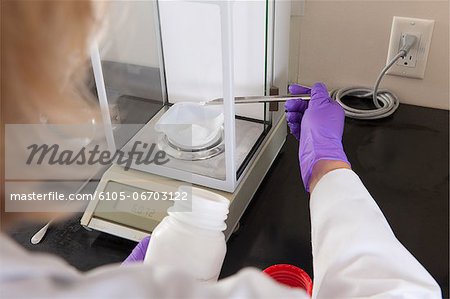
left=285, top=83, right=350, bottom=192
left=122, top=236, right=150, bottom=265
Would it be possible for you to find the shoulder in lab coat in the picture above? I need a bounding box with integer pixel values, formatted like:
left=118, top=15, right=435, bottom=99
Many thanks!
left=0, top=169, right=441, bottom=298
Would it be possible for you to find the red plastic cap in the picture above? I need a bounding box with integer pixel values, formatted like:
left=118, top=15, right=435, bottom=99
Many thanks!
left=263, top=264, right=313, bottom=296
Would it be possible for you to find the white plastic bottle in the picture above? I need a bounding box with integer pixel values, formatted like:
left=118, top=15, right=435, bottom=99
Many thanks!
left=144, top=186, right=229, bottom=282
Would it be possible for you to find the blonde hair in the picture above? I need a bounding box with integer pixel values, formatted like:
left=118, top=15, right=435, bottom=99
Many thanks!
left=1, top=1, right=101, bottom=226
left=2, top=0, right=99, bottom=124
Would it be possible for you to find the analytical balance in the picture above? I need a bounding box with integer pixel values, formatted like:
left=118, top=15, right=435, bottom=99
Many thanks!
left=81, top=0, right=293, bottom=240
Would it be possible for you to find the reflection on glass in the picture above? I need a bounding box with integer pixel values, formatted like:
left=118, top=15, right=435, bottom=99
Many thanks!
left=97, top=1, right=165, bottom=149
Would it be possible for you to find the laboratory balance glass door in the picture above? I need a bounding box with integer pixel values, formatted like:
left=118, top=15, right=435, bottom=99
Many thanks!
left=84, top=0, right=291, bottom=240
left=95, top=0, right=284, bottom=193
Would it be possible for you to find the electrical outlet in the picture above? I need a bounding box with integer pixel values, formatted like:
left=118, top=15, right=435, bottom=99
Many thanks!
left=396, top=32, right=421, bottom=68
left=386, top=16, right=434, bottom=79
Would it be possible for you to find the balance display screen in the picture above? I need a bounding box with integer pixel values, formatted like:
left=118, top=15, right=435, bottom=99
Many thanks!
left=93, top=181, right=173, bottom=233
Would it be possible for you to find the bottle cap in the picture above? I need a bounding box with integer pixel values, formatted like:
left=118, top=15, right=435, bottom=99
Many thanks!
left=263, top=264, right=313, bottom=296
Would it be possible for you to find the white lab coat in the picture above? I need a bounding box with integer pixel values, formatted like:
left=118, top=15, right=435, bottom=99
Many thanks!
left=0, top=169, right=441, bottom=298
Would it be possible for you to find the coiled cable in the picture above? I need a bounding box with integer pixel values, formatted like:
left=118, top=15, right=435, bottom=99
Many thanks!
left=330, top=34, right=417, bottom=120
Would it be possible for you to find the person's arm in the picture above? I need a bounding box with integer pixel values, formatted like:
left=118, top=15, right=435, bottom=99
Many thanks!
left=308, top=160, right=350, bottom=192
left=286, top=83, right=441, bottom=298
left=309, top=167, right=440, bottom=298
left=1, top=234, right=308, bottom=299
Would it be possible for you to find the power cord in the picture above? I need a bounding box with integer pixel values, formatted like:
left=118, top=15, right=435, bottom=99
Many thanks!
left=330, top=34, right=418, bottom=119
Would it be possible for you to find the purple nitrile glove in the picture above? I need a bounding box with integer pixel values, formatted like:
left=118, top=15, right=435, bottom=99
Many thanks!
left=285, top=83, right=349, bottom=192
left=122, top=235, right=151, bottom=265
left=285, top=84, right=311, bottom=140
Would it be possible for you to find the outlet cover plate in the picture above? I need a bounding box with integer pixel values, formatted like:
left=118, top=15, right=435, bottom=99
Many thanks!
left=386, top=16, right=434, bottom=79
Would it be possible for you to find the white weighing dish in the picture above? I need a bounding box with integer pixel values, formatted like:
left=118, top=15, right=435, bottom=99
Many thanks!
left=155, top=102, right=224, bottom=148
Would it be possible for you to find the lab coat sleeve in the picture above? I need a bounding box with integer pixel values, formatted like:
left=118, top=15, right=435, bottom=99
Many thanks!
left=78, top=264, right=309, bottom=299
left=0, top=235, right=308, bottom=299
left=310, top=168, right=441, bottom=298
